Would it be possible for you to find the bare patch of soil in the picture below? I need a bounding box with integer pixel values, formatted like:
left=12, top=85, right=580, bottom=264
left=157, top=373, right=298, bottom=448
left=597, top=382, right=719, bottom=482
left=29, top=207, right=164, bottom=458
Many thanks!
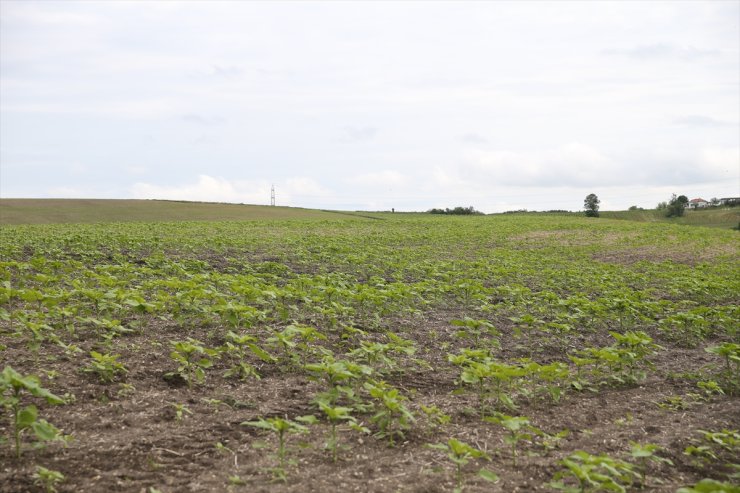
left=2, top=311, right=737, bottom=493
left=593, top=243, right=738, bottom=266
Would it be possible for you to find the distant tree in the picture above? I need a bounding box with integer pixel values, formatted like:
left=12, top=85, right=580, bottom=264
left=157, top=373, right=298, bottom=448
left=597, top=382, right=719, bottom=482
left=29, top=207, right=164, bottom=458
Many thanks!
left=710, top=197, right=720, bottom=207
left=665, top=194, right=689, bottom=217
left=428, top=206, right=483, bottom=216
left=628, top=205, right=642, bottom=211
left=583, top=193, right=600, bottom=217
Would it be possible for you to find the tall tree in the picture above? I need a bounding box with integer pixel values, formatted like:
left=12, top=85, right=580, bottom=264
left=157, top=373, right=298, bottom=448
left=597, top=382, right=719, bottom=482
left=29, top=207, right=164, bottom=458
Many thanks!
left=584, top=193, right=600, bottom=217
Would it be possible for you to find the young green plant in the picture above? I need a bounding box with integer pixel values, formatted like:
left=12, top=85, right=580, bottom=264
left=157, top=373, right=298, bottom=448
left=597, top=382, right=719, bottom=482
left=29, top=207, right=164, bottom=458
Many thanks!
left=0, top=366, right=67, bottom=458
left=241, top=415, right=315, bottom=481
left=427, top=438, right=498, bottom=493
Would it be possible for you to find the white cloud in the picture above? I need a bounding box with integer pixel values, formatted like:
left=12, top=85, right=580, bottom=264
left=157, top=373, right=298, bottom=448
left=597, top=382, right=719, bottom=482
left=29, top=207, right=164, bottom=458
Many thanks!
left=461, top=143, right=614, bottom=187
left=131, top=175, right=268, bottom=204
left=603, top=43, right=721, bottom=61
left=672, top=115, right=732, bottom=127
left=46, top=186, right=86, bottom=198
left=342, top=126, right=378, bottom=141
left=460, top=133, right=488, bottom=144
left=283, top=177, right=331, bottom=202
left=130, top=175, right=332, bottom=207
left=2, top=99, right=180, bottom=119
left=700, top=147, right=740, bottom=174
left=347, top=170, right=407, bottom=187
left=1, top=2, right=737, bottom=213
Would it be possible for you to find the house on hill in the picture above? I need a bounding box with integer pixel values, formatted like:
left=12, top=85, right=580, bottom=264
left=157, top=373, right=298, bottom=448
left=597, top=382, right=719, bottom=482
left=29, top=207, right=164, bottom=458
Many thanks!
left=688, top=198, right=709, bottom=209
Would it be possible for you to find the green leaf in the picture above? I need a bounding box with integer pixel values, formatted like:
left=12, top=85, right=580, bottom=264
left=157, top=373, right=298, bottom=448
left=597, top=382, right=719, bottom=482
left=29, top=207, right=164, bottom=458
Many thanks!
left=295, top=415, right=318, bottom=425
left=478, top=469, right=499, bottom=482
left=31, top=419, right=62, bottom=441
left=18, top=405, right=39, bottom=428
left=248, top=343, right=276, bottom=363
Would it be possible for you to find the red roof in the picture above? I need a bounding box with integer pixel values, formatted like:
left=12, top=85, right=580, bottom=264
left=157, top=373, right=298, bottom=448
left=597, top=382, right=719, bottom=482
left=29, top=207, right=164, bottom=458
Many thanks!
left=689, top=198, right=708, bottom=203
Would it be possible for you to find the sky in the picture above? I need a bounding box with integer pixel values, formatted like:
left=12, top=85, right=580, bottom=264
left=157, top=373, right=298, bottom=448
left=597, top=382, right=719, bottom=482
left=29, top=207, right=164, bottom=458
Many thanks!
left=1, top=0, right=738, bottom=213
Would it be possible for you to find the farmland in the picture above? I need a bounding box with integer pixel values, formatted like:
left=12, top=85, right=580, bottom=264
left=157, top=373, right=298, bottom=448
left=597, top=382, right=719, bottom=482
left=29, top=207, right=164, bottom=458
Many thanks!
left=0, top=199, right=351, bottom=224
left=1, top=212, right=738, bottom=492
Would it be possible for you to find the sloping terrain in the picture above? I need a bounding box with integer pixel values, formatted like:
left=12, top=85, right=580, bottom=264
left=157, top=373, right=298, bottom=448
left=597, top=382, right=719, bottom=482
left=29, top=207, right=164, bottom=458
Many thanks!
left=1, top=215, right=738, bottom=492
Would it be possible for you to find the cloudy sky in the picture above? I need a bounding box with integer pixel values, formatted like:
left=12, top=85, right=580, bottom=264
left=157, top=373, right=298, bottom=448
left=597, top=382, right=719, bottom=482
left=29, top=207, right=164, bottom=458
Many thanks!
left=1, top=1, right=738, bottom=212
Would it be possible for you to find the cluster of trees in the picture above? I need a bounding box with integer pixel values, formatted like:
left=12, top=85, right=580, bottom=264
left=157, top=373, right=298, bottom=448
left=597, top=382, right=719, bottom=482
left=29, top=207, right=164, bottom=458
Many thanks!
left=428, top=206, right=484, bottom=215
left=429, top=193, right=734, bottom=218
left=586, top=193, right=736, bottom=219
left=657, top=194, right=689, bottom=217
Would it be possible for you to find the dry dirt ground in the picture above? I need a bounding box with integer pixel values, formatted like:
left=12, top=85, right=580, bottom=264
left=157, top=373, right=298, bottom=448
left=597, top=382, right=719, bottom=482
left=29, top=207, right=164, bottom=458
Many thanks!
left=2, top=309, right=738, bottom=493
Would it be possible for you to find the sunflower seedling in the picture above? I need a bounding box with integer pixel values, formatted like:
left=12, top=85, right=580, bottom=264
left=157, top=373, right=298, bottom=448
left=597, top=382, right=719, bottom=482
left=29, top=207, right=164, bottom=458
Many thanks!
left=33, top=466, right=65, bottom=493
left=316, top=399, right=369, bottom=462
left=0, top=366, right=67, bottom=457
left=242, top=415, right=315, bottom=481
left=629, top=442, right=673, bottom=488
left=364, top=380, right=415, bottom=447
left=220, top=330, right=275, bottom=381
left=550, top=450, right=637, bottom=493
left=171, top=402, right=193, bottom=423
left=420, top=404, right=451, bottom=432
left=484, top=413, right=535, bottom=466
left=167, top=338, right=218, bottom=388
left=83, top=351, right=128, bottom=383
left=427, top=438, right=498, bottom=493
left=676, top=478, right=740, bottom=493
left=451, top=317, right=500, bottom=347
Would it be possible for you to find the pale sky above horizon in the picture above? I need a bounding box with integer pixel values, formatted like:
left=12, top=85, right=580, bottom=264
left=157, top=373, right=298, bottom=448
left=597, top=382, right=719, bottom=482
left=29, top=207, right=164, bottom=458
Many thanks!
left=1, top=0, right=738, bottom=212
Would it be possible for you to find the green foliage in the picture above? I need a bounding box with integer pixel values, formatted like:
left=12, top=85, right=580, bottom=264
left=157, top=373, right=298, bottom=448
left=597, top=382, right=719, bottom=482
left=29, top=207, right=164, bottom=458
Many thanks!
left=420, top=404, right=451, bottom=431
left=242, top=415, right=315, bottom=480
left=677, top=479, right=740, bottom=493
left=363, top=380, right=415, bottom=447
left=171, top=402, right=193, bottom=422
left=584, top=194, right=600, bottom=218
left=705, top=343, right=740, bottom=395
left=575, top=331, right=660, bottom=388
left=666, top=194, right=689, bottom=218
left=684, top=429, right=740, bottom=474
left=1, top=205, right=738, bottom=490
left=628, top=442, right=673, bottom=487
left=449, top=349, right=525, bottom=413
left=33, top=466, right=65, bottom=493
left=484, top=413, right=535, bottom=466
left=83, top=351, right=128, bottom=383
left=268, top=324, right=327, bottom=368
left=167, top=338, right=218, bottom=388
left=428, top=206, right=483, bottom=215
left=427, top=438, right=497, bottom=492
left=551, top=450, right=638, bottom=493
left=220, top=330, right=275, bottom=381
left=316, top=398, right=369, bottom=462
left=0, top=366, right=67, bottom=457
left=451, top=317, right=500, bottom=346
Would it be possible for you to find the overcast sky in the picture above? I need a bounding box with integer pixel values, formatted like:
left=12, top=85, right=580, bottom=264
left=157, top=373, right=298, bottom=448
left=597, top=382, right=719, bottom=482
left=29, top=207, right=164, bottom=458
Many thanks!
left=1, top=1, right=738, bottom=212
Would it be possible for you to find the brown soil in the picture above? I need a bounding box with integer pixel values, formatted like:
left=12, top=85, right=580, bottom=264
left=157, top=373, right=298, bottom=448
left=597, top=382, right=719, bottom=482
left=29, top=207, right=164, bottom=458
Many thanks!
left=2, top=309, right=738, bottom=493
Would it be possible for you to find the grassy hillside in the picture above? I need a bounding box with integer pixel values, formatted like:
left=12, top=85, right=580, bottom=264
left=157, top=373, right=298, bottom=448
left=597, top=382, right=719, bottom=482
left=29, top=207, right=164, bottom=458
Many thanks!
left=600, top=207, right=740, bottom=229
left=0, top=199, right=351, bottom=224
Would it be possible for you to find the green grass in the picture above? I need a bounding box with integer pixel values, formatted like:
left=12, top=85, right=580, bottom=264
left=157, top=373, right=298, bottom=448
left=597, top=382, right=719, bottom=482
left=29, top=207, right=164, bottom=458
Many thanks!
left=0, top=199, right=355, bottom=224
left=601, top=207, right=740, bottom=229
left=3, top=199, right=737, bottom=229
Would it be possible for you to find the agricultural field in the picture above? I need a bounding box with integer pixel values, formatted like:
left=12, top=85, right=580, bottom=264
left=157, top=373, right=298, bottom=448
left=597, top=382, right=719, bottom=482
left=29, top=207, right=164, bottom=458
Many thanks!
left=1, top=213, right=738, bottom=492
left=600, top=208, right=740, bottom=230
left=0, top=199, right=350, bottom=224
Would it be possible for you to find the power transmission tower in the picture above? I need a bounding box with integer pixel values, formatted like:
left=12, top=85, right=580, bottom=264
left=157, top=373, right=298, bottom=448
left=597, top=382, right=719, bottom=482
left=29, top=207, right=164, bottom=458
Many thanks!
left=270, top=185, right=275, bottom=206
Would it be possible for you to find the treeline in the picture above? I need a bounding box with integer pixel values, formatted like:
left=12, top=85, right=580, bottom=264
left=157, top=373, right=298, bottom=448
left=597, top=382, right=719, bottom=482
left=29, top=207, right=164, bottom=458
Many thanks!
left=428, top=206, right=483, bottom=215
